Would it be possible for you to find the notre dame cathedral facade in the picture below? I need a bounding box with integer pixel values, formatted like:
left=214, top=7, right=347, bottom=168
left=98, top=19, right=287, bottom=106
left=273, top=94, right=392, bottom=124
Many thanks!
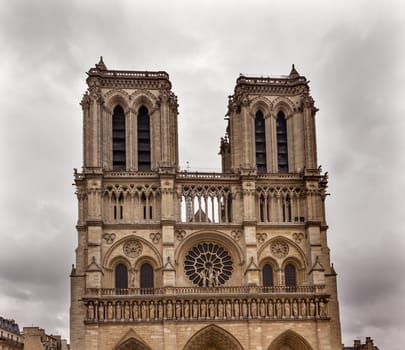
left=70, top=58, right=342, bottom=350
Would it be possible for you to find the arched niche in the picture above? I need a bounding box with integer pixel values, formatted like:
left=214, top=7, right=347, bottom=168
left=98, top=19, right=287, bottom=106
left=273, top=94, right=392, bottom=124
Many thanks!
left=183, top=325, right=244, bottom=350
left=267, top=330, right=314, bottom=350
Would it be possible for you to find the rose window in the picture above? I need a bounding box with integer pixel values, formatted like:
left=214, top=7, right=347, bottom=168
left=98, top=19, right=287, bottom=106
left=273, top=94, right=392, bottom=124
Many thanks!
left=184, top=243, right=233, bottom=287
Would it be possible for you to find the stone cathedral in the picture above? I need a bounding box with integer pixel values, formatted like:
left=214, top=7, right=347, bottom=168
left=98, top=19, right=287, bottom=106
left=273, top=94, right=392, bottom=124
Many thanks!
left=70, top=58, right=342, bottom=350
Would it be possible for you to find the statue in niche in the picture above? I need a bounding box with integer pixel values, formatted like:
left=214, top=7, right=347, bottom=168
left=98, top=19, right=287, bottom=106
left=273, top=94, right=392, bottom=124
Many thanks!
left=250, top=299, right=257, bottom=318
left=208, top=300, right=216, bottom=319
left=133, top=301, right=139, bottom=320
left=107, top=302, right=114, bottom=320
left=98, top=302, right=104, bottom=321
left=130, top=268, right=136, bottom=288
left=309, top=299, right=316, bottom=317
left=166, top=301, right=173, bottom=319
left=200, top=300, right=207, bottom=319
left=158, top=301, right=164, bottom=320
left=141, top=302, right=148, bottom=320
left=116, top=302, right=122, bottom=320
left=267, top=300, right=274, bottom=317
left=87, top=303, right=94, bottom=320
left=259, top=300, right=266, bottom=318
left=276, top=300, right=282, bottom=318
left=225, top=300, right=232, bottom=319
left=292, top=300, right=299, bottom=317
left=124, top=302, right=130, bottom=320
left=242, top=300, right=248, bottom=318
left=234, top=299, right=240, bottom=318
left=149, top=301, right=155, bottom=320
left=300, top=299, right=307, bottom=317
left=175, top=301, right=182, bottom=319
left=184, top=301, right=190, bottom=319
left=192, top=300, right=199, bottom=319
left=217, top=300, right=224, bottom=319
left=319, top=299, right=327, bottom=317
left=284, top=300, right=291, bottom=317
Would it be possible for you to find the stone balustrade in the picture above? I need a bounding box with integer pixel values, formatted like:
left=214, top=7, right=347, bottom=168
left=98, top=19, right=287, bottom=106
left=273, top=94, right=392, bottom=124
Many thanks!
left=85, top=285, right=325, bottom=297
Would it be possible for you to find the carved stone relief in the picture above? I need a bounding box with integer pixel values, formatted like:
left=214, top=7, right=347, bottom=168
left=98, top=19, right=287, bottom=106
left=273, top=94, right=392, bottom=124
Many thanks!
left=256, top=233, right=267, bottom=244
left=123, top=240, right=143, bottom=258
left=270, top=240, right=289, bottom=258
left=149, top=232, right=161, bottom=244
left=103, top=233, right=116, bottom=244
left=85, top=296, right=329, bottom=323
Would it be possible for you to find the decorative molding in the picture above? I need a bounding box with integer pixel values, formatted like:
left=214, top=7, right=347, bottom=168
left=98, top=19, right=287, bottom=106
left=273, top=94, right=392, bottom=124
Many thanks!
left=123, top=240, right=143, bottom=258
left=175, top=229, right=186, bottom=241
left=149, top=232, right=161, bottom=244
left=270, top=240, right=289, bottom=258
left=292, top=232, right=304, bottom=244
left=256, top=233, right=267, bottom=244
left=103, top=233, right=116, bottom=244
left=231, top=230, right=241, bottom=241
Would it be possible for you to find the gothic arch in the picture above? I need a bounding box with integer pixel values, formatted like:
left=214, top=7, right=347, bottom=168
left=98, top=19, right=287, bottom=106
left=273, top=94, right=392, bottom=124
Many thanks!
left=272, top=96, right=295, bottom=119
left=257, top=235, right=306, bottom=267
left=175, top=230, right=244, bottom=287
left=250, top=96, right=273, bottom=119
left=175, top=230, right=245, bottom=266
left=113, top=329, right=152, bottom=350
left=103, top=235, right=163, bottom=270
left=104, top=89, right=131, bottom=114
left=130, top=91, right=158, bottom=112
left=267, top=330, right=314, bottom=350
left=183, top=325, right=244, bottom=350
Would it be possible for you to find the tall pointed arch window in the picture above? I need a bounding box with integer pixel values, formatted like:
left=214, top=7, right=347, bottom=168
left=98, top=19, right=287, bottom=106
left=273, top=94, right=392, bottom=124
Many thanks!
left=285, top=263, right=297, bottom=289
left=276, top=111, right=288, bottom=173
left=137, top=106, right=151, bottom=171
left=112, top=106, right=126, bottom=170
left=262, top=264, right=274, bottom=288
left=255, top=111, right=267, bottom=173
left=115, top=263, right=128, bottom=290
left=140, top=263, right=154, bottom=293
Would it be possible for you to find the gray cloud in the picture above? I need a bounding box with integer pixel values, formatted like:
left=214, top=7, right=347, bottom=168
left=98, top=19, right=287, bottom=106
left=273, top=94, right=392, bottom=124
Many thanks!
left=0, top=0, right=404, bottom=348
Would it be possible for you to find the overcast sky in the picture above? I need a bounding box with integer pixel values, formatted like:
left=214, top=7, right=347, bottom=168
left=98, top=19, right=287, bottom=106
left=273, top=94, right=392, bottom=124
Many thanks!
left=0, top=0, right=404, bottom=348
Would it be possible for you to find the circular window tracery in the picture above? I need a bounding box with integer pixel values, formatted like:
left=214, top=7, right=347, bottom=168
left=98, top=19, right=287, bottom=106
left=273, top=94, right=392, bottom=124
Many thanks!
left=123, top=240, right=142, bottom=258
left=184, top=243, right=233, bottom=287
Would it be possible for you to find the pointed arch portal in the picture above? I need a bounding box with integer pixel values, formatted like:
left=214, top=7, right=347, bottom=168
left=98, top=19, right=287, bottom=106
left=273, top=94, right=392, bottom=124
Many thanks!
left=267, top=330, right=314, bottom=350
left=115, top=338, right=151, bottom=350
left=183, top=325, right=243, bottom=350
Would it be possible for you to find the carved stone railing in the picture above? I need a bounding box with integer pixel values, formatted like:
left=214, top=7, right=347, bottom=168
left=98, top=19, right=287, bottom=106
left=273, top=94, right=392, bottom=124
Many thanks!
left=236, top=75, right=307, bottom=85
left=85, top=285, right=325, bottom=297
left=177, top=172, right=239, bottom=181
left=83, top=292, right=329, bottom=324
left=88, top=68, right=169, bottom=80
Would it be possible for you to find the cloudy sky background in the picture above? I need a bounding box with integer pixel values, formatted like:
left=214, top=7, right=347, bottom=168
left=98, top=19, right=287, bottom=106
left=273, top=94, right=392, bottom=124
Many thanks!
left=0, top=0, right=404, bottom=348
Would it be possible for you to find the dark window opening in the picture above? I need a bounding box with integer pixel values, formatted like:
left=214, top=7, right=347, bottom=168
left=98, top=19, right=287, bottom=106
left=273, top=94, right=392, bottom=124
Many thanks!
left=140, top=263, right=154, bottom=293
left=138, top=106, right=151, bottom=171
left=263, top=264, right=273, bottom=287
left=285, top=263, right=297, bottom=288
left=149, top=206, right=153, bottom=220
left=113, top=205, right=117, bottom=220
left=115, top=263, right=128, bottom=290
left=255, top=111, right=267, bottom=174
left=112, top=106, right=126, bottom=170
left=276, top=111, right=288, bottom=173
left=120, top=205, right=123, bottom=220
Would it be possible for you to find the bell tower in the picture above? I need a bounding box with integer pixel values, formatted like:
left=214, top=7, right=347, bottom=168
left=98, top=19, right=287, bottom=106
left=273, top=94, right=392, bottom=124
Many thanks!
left=70, top=61, right=342, bottom=350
